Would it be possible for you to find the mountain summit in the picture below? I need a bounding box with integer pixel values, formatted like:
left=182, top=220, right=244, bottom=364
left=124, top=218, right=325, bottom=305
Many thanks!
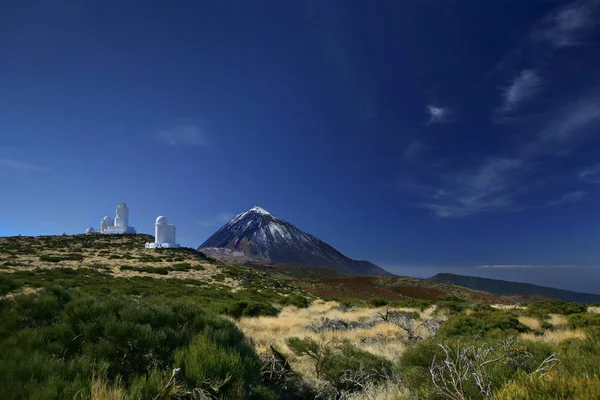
left=198, top=206, right=391, bottom=276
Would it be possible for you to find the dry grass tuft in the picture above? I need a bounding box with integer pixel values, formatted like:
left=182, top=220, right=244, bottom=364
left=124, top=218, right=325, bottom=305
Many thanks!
left=345, top=381, right=410, bottom=400
left=521, top=329, right=586, bottom=345
left=588, top=307, right=600, bottom=314
left=237, top=300, right=441, bottom=380
left=519, top=316, right=541, bottom=330
left=91, top=378, right=123, bottom=400
left=549, top=314, right=568, bottom=327
left=491, top=304, right=526, bottom=310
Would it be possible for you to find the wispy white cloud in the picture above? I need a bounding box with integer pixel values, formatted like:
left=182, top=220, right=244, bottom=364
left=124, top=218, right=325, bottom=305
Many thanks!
left=419, top=158, right=525, bottom=218
left=0, top=158, right=45, bottom=171
left=578, top=164, right=600, bottom=183
left=155, top=125, right=208, bottom=146
left=417, top=87, right=600, bottom=218
left=496, top=69, right=543, bottom=116
left=479, top=264, right=592, bottom=269
left=546, top=190, right=586, bottom=206
left=426, top=104, right=454, bottom=125
left=530, top=0, right=600, bottom=48
left=403, top=141, right=429, bottom=162
left=197, top=212, right=234, bottom=228
left=523, top=89, right=600, bottom=157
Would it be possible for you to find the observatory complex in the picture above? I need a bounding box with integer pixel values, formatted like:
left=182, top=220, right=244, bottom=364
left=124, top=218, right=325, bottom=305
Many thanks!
left=87, top=203, right=137, bottom=234
left=145, top=216, right=180, bottom=248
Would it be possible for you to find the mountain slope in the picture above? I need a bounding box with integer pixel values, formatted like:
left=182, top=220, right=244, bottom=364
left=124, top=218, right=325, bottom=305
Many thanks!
left=198, top=206, right=391, bottom=276
left=430, top=273, right=600, bottom=304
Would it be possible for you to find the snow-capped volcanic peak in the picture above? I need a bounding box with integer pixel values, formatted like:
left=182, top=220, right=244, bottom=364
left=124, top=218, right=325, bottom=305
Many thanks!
left=249, top=205, right=271, bottom=215
left=198, top=205, right=392, bottom=276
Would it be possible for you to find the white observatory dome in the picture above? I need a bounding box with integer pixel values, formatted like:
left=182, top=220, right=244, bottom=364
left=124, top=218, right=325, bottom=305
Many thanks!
left=156, top=216, right=168, bottom=224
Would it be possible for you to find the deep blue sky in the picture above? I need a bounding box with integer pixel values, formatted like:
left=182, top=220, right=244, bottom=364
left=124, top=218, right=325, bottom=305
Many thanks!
left=2, top=1, right=600, bottom=290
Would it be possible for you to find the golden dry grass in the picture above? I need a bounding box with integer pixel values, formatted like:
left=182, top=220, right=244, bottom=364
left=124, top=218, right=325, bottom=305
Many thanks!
left=1, top=286, right=43, bottom=300
left=346, top=381, right=410, bottom=400
left=588, top=307, right=600, bottom=314
left=519, top=316, right=541, bottom=330
left=521, top=329, right=586, bottom=345
left=491, top=304, right=526, bottom=310
left=91, top=378, right=123, bottom=400
left=237, top=299, right=442, bottom=383
left=549, top=313, right=568, bottom=327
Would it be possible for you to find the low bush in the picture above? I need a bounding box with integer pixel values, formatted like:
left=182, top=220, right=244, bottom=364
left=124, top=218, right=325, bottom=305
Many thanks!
left=439, top=311, right=529, bottom=338
left=399, top=337, right=555, bottom=399
left=175, top=329, right=259, bottom=398
left=120, top=265, right=171, bottom=275
left=494, top=371, right=600, bottom=400
left=568, top=313, right=600, bottom=329
left=286, top=337, right=393, bottom=395
left=0, top=287, right=262, bottom=399
left=527, top=300, right=586, bottom=318
left=137, top=255, right=162, bottom=263
left=171, top=263, right=192, bottom=271
left=226, top=301, right=278, bottom=318
left=320, top=342, right=394, bottom=393
left=278, top=294, right=310, bottom=308
left=558, top=332, right=600, bottom=378
left=0, top=274, right=20, bottom=295
left=396, top=298, right=433, bottom=310
left=39, top=253, right=84, bottom=263
left=369, top=297, right=389, bottom=307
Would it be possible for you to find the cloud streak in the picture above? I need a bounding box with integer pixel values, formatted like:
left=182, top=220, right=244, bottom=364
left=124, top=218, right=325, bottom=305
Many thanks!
left=479, top=264, right=593, bottom=269
left=546, top=190, right=586, bottom=206
left=531, top=0, right=600, bottom=48
left=426, top=104, right=454, bottom=125
left=578, top=164, right=600, bottom=183
left=197, top=212, right=234, bottom=228
left=497, top=69, right=543, bottom=116
left=417, top=87, right=600, bottom=218
left=155, top=125, right=208, bottom=146
left=0, top=158, right=45, bottom=171
left=419, top=158, right=525, bottom=218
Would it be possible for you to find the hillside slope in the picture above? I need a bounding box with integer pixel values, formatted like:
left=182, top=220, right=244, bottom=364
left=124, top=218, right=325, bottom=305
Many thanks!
left=430, top=273, right=600, bottom=304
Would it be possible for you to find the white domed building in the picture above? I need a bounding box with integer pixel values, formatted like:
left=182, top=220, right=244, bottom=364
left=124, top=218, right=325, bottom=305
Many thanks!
left=145, top=216, right=180, bottom=248
left=91, top=203, right=137, bottom=234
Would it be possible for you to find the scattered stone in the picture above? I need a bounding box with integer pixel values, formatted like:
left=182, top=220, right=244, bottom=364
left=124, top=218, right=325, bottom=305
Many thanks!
left=306, top=317, right=379, bottom=333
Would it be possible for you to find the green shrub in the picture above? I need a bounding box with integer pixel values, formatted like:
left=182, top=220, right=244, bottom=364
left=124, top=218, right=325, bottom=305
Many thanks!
left=278, top=294, right=310, bottom=308
left=439, top=311, right=529, bottom=338
left=558, top=332, right=600, bottom=378
left=369, top=297, right=389, bottom=307
left=120, top=265, right=171, bottom=275
left=249, top=385, right=278, bottom=400
left=171, top=263, right=192, bottom=271
left=494, top=371, right=600, bottom=400
left=399, top=338, right=555, bottom=400
left=568, top=313, right=600, bottom=329
left=438, top=300, right=469, bottom=315
left=320, top=342, right=394, bottom=393
left=137, top=255, right=161, bottom=263
left=396, top=298, right=433, bottom=311
left=175, top=331, right=259, bottom=398
left=527, top=300, right=586, bottom=318
left=540, top=320, right=553, bottom=330
left=39, top=254, right=84, bottom=263
left=0, top=274, right=20, bottom=295
left=226, top=301, right=278, bottom=318
left=0, top=285, right=262, bottom=400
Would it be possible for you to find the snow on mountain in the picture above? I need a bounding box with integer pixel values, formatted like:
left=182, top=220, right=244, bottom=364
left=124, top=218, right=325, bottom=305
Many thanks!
left=198, top=206, right=392, bottom=276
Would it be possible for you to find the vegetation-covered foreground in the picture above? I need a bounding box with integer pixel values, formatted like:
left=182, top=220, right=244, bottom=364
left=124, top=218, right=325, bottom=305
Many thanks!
left=1, top=234, right=600, bottom=399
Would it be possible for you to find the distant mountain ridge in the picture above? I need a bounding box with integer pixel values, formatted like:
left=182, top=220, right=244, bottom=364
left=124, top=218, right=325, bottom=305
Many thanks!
left=198, top=206, right=391, bottom=276
left=430, top=273, right=600, bottom=304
